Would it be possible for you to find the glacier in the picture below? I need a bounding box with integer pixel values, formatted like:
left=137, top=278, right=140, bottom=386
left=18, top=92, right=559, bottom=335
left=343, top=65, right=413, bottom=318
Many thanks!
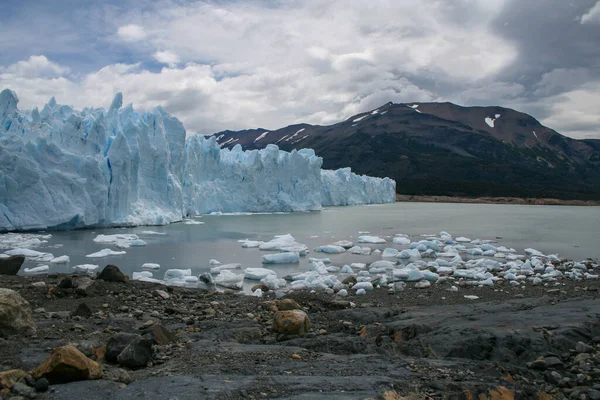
left=0, top=89, right=396, bottom=231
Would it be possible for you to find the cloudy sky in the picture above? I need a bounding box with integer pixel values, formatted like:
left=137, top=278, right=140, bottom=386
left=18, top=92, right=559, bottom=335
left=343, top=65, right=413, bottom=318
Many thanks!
left=1, top=0, right=599, bottom=138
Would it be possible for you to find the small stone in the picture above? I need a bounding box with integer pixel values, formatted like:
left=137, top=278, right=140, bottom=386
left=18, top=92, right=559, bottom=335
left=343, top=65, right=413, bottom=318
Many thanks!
left=319, top=329, right=327, bottom=335
left=154, top=290, right=170, bottom=300
left=291, top=354, right=302, bottom=360
left=529, top=359, right=548, bottom=371
left=12, top=381, right=35, bottom=398
left=31, top=282, right=46, bottom=288
left=414, top=281, right=431, bottom=289
left=119, top=306, right=129, bottom=313
left=34, top=378, right=49, bottom=393
left=116, top=369, right=133, bottom=384
left=33, top=308, right=45, bottom=314
left=576, top=342, right=594, bottom=354
left=72, top=303, right=92, bottom=319
left=545, top=356, right=564, bottom=369
left=342, top=276, right=357, bottom=286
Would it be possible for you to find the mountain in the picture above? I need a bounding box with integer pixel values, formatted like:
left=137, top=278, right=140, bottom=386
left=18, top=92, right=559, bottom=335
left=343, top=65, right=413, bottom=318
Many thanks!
left=209, top=102, right=600, bottom=200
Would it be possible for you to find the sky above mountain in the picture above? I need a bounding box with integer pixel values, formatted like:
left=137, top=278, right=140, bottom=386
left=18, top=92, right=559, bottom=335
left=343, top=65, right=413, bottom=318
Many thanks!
left=1, top=0, right=599, bottom=138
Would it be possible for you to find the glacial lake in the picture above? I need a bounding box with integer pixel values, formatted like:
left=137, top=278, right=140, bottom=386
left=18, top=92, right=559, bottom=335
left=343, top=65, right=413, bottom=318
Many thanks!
left=13, top=202, right=600, bottom=280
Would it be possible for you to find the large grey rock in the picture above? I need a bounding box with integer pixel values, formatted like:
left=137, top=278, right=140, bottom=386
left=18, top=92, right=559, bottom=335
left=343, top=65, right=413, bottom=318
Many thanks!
left=116, top=337, right=153, bottom=369
left=105, top=333, right=141, bottom=363
left=97, top=265, right=126, bottom=282
left=0, top=288, right=36, bottom=337
left=0, top=255, right=25, bottom=275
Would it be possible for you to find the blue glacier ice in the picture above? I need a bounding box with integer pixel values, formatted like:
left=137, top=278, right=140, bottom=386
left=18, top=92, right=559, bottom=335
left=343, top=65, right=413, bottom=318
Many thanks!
left=0, top=89, right=396, bottom=231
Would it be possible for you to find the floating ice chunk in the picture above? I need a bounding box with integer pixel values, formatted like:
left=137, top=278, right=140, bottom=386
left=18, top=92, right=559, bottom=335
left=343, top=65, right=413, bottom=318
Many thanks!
left=49, top=255, right=70, bottom=264
left=0, top=233, right=51, bottom=249
left=326, top=266, right=340, bottom=272
left=341, top=265, right=353, bottom=273
left=141, top=263, right=160, bottom=270
left=245, top=267, right=276, bottom=280
left=353, top=282, right=374, bottom=291
left=392, top=236, right=410, bottom=245
left=397, top=249, right=421, bottom=259
left=259, top=234, right=305, bottom=252
left=464, top=295, right=479, bottom=300
left=164, top=269, right=192, bottom=280
left=348, top=246, right=371, bottom=255
left=314, top=245, right=345, bottom=254
left=466, top=248, right=483, bottom=256
left=337, top=289, right=348, bottom=297
left=239, top=240, right=264, bottom=248
left=356, top=289, right=366, bottom=295
left=261, top=274, right=286, bottom=289
left=73, top=264, right=99, bottom=272
left=382, top=248, right=399, bottom=258
left=133, top=271, right=153, bottom=280
left=455, top=237, right=471, bottom=243
left=209, top=259, right=221, bottom=265
left=5, top=248, right=54, bottom=262
left=357, top=235, right=386, bottom=244
left=312, top=261, right=329, bottom=275
left=252, top=288, right=263, bottom=297
left=183, top=219, right=205, bottom=225
left=331, top=240, right=353, bottom=249
left=369, top=260, right=396, bottom=270
left=214, top=270, right=244, bottom=289
left=482, top=249, right=496, bottom=257
left=140, top=231, right=166, bottom=235
left=280, top=245, right=308, bottom=256
left=422, top=270, right=439, bottom=282
left=525, top=248, right=544, bottom=257
left=350, top=263, right=366, bottom=270
left=393, top=267, right=424, bottom=281
left=93, top=234, right=144, bottom=249
left=23, top=265, right=49, bottom=275
left=210, top=263, right=242, bottom=273
left=262, top=252, right=300, bottom=264
left=308, top=257, right=331, bottom=264
left=85, top=249, right=126, bottom=258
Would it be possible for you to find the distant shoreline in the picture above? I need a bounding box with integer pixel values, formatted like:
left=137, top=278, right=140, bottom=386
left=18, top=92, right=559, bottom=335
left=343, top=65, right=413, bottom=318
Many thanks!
left=395, top=194, right=600, bottom=206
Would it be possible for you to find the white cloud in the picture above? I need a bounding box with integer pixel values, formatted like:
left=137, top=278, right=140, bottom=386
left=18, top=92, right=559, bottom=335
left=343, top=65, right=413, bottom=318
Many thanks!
left=581, top=1, right=600, bottom=24
left=117, top=24, right=147, bottom=41
left=153, top=50, right=180, bottom=66
left=541, top=84, right=600, bottom=139
left=0, top=55, right=69, bottom=79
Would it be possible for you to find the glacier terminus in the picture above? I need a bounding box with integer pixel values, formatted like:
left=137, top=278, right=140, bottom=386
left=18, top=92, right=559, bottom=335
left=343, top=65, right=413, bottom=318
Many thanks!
left=0, top=89, right=396, bottom=232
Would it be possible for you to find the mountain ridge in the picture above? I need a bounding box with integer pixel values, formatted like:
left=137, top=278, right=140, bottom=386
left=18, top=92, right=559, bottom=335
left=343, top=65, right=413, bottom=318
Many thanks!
left=208, top=101, right=600, bottom=200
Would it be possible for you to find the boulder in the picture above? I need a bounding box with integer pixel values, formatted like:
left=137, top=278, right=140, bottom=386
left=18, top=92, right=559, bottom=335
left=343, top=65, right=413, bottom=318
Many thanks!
left=0, top=255, right=25, bottom=275
left=0, top=369, right=26, bottom=389
left=31, top=345, right=102, bottom=384
left=273, top=310, right=310, bottom=335
left=116, top=337, right=153, bottom=369
left=0, top=288, right=36, bottom=338
left=105, top=333, right=141, bottom=363
left=97, top=265, right=126, bottom=282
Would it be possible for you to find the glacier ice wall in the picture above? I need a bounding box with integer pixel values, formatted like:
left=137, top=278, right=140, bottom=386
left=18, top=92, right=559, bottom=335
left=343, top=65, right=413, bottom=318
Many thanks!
left=0, top=89, right=395, bottom=231
left=321, top=168, right=396, bottom=206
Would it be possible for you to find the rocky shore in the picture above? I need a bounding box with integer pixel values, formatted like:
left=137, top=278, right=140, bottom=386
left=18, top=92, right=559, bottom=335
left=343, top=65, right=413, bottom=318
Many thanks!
left=0, top=266, right=599, bottom=399
left=395, top=194, right=600, bottom=207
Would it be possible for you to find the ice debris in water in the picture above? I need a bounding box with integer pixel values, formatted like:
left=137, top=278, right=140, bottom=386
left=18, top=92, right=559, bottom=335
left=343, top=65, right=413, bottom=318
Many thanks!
left=49, top=255, right=70, bottom=264
left=0, top=90, right=395, bottom=231
left=314, top=245, right=346, bottom=254
left=357, top=235, right=386, bottom=244
left=262, top=252, right=300, bottom=264
left=4, top=248, right=54, bottom=262
left=85, top=249, right=126, bottom=258
left=93, top=234, right=146, bottom=249
left=214, top=270, right=244, bottom=290
left=141, top=263, right=160, bottom=270
left=23, top=265, right=50, bottom=275
left=73, top=264, right=100, bottom=272
left=210, top=263, right=242, bottom=273
left=0, top=233, right=52, bottom=249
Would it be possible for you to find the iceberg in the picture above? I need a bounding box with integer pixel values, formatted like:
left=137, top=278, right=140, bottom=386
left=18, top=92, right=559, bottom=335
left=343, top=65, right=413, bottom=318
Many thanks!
left=262, top=252, right=300, bottom=264
left=0, top=90, right=396, bottom=232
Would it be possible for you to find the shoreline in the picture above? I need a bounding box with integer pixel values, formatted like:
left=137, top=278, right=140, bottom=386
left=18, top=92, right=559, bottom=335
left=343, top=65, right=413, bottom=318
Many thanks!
left=1, top=272, right=600, bottom=399
left=396, top=194, right=600, bottom=206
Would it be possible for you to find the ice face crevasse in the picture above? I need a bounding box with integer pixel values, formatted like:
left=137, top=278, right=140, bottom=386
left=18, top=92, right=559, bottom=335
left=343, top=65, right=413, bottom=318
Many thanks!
left=0, top=89, right=396, bottom=231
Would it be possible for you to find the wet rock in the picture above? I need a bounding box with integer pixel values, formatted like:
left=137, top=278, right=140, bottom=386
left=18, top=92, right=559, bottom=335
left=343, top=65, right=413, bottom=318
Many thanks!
left=0, top=255, right=25, bottom=276
left=588, top=389, right=600, bottom=400
left=277, top=299, right=303, bottom=311
left=545, top=356, right=565, bottom=369
left=72, top=303, right=92, bottom=319
left=116, top=337, right=153, bottom=369
left=251, top=284, right=270, bottom=293
left=0, top=288, right=36, bottom=338
left=273, top=310, right=310, bottom=335
left=106, top=333, right=142, bottom=363
left=576, top=341, right=594, bottom=353
left=34, top=378, right=49, bottom=393
left=0, top=369, right=26, bottom=389
left=73, top=277, right=95, bottom=296
left=97, top=265, right=126, bottom=283
left=57, top=276, right=74, bottom=289
left=31, top=345, right=102, bottom=384
left=154, top=290, right=170, bottom=300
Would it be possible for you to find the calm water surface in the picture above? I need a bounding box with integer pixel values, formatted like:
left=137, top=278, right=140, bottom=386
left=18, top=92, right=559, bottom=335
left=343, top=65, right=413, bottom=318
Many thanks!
left=21, top=202, right=600, bottom=278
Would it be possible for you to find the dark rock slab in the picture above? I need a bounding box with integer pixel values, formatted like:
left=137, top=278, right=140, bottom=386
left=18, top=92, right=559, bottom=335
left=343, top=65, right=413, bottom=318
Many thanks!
left=97, top=265, right=126, bottom=282
left=105, top=333, right=141, bottom=363
left=116, top=337, right=153, bottom=369
left=0, top=255, right=25, bottom=275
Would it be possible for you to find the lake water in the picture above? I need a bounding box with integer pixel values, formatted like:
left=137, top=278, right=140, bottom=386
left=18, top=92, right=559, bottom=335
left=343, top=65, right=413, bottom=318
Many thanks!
left=14, top=202, right=600, bottom=279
